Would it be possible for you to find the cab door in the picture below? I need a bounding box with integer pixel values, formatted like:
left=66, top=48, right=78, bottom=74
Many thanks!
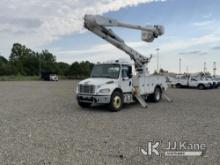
left=188, top=78, right=198, bottom=87
left=119, top=65, right=133, bottom=93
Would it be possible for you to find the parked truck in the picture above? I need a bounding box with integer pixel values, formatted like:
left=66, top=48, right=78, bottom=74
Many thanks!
left=191, top=73, right=219, bottom=88
left=202, top=76, right=219, bottom=88
left=41, top=72, right=59, bottom=81
left=76, top=15, right=171, bottom=111
left=172, top=74, right=212, bottom=89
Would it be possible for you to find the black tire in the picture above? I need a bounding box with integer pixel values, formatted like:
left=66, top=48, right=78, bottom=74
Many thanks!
left=198, top=84, right=205, bottom=90
left=152, top=87, right=162, bottom=102
left=176, top=83, right=182, bottom=88
left=109, top=91, right=123, bottom=112
left=78, top=101, right=91, bottom=108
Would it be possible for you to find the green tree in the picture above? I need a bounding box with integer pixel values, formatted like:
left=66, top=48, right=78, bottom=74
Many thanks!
left=56, top=62, right=70, bottom=75
left=1, top=43, right=94, bottom=78
left=40, top=50, right=57, bottom=73
left=68, top=62, right=80, bottom=77
left=0, top=56, right=18, bottom=75
left=9, top=43, right=38, bottom=75
left=67, top=61, right=94, bottom=78
left=0, top=56, right=8, bottom=65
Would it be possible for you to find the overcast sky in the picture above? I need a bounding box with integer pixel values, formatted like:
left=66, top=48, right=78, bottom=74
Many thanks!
left=0, top=0, right=220, bottom=74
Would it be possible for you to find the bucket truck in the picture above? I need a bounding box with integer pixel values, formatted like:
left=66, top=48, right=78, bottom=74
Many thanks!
left=76, top=15, right=171, bottom=111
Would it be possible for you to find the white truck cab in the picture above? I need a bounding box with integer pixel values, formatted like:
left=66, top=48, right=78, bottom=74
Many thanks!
left=76, top=61, right=168, bottom=111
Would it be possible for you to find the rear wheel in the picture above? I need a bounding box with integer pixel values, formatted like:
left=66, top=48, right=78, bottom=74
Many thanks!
left=198, top=84, right=205, bottom=90
left=78, top=101, right=91, bottom=108
left=109, top=91, right=123, bottom=112
left=152, top=87, right=162, bottom=102
left=176, top=83, right=182, bottom=88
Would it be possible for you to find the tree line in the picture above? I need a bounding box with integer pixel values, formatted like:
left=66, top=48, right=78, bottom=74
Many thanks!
left=0, top=43, right=94, bottom=78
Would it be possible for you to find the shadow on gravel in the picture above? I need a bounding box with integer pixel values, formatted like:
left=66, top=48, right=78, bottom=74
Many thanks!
left=76, top=101, right=167, bottom=113
left=77, top=102, right=141, bottom=113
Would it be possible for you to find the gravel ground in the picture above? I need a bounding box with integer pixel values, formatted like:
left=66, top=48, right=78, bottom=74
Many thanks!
left=0, top=80, right=220, bottom=165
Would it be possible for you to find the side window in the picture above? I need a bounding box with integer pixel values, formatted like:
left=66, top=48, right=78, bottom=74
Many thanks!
left=122, top=65, right=132, bottom=78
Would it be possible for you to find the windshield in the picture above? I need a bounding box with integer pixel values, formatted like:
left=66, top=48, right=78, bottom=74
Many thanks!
left=90, top=64, right=120, bottom=79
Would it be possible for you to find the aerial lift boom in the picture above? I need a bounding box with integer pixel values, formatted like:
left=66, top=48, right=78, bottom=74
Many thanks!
left=84, top=15, right=164, bottom=75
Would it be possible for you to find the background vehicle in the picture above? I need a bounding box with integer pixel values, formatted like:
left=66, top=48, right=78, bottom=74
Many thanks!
left=171, top=74, right=212, bottom=89
left=214, top=76, right=220, bottom=86
left=76, top=15, right=171, bottom=111
left=41, top=72, right=58, bottom=81
left=204, top=76, right=219, bottom=88
left=49, top=74, right=59, bottom=81
left=192, top=73, right=218, bottom=88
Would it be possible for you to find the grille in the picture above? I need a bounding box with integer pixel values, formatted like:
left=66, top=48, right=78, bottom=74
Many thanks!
left=79, top=84, right=95, bottom=94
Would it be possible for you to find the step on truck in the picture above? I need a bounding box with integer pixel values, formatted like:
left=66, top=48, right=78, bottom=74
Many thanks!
left=76, top=15, right=171, bottom=111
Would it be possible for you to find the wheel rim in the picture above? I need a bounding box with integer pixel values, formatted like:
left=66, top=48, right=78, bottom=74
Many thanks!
left=155, top=89, right=160, bottom=101
left=113, top=96, right=121, bottom=109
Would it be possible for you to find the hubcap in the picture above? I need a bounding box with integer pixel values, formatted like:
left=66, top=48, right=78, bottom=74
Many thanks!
left=113, top=96, right=121, bottom=109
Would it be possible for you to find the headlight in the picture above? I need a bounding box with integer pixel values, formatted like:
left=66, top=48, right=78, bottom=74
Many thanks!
left=98, top=88, right=111, bottom=93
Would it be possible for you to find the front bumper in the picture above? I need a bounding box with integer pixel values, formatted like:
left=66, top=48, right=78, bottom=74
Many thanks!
left=213, top=82, right=219, bottom=88
left=77, top=94, right=111, bottom=104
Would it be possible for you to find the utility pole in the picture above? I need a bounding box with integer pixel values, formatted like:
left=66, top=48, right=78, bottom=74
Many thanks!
left=155, top=48, right=160, bottom=73
left=213, top=61, right=216, bottom=77
left=179, top=58, right=182, bottom=74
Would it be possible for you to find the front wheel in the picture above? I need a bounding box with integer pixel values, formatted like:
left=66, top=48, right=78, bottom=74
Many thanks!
left=175, top=83, right=182, bottom=88
left=109, top=91, right=123, bottom=112
left=198, top=84, right=205, bottom=90
left=152, top=87, right=162, bottom=102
